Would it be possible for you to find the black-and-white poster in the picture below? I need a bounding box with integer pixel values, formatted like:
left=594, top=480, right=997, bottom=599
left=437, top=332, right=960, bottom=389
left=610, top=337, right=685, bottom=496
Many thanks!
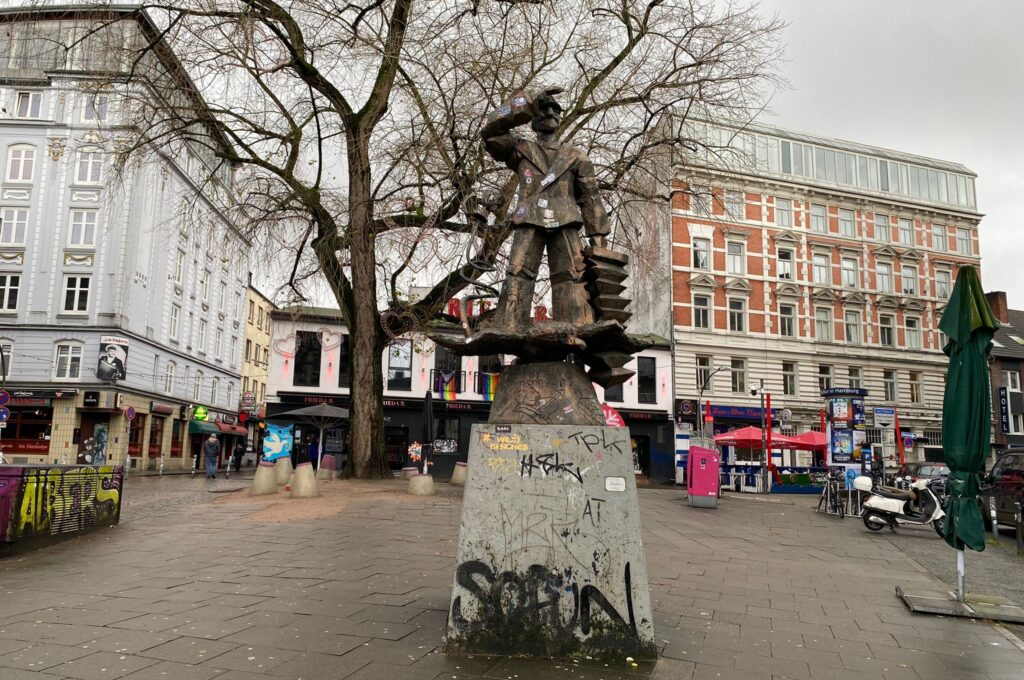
left=96, top=336, right=129, bottom=380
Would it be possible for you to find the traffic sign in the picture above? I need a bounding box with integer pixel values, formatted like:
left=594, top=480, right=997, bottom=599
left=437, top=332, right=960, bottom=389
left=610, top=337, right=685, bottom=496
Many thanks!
left=125, top=406, right=137, bottom=421
left=241, top=391, right=256, bottom=407
left=0, top=389, right=9, bottom=407
left=0, top=406, right=10, bottom=422
left=873, top=407, right=895, bottom=428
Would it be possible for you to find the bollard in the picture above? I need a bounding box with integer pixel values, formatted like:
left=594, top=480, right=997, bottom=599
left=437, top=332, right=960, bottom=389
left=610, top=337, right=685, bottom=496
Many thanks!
left=989, top=496, right=1000, bottom=540
left=1016, top=500, right=1023, bottom=555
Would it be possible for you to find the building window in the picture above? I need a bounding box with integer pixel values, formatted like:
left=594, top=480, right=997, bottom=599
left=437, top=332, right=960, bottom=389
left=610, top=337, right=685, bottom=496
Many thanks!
left=198, top=319, right=207, bottom=349
left=730, top=358, right=747, bottom=394
left=936, top=270, right=951, bottom=300
left=211, top=377, right=220, bottom=406
left=337, top=337, right=351, bottom=388
left=779, top=304, right=796, bottom=337
left=725, top=190, right=744, bottom=220
left=174, top=249, right=185, bottom=285
left=0, top=274, right=19, bottom=311
left=293, top=330, right=322, bottom=387
left=777, top=249, right=793, bottom=280
left=5, top=145, right=35, bottom=182
left=214, top=328, right=223, bottom=358
left=63, top=276, right=90, bottom=313
left=956, top=228, right=971, bottom=255
left=693, top=294, right=710, bottom=329
left=75, top=151, right=104, bottom=184
left=812, top=253, right=830, bottom=285
left=931, top=224, right=946, bottom=251
left=193, top=372, right=203, bottom=401
left=844, top=310, right=861, bottom=343
left=604, top=381, right=623, bottom=402
left=387, top=340, right=412, bottom=390
left=690, top=185, right=711, bottom=215
left=876, top=262, right=892, bottom=292
left=637, top=357, right=656, bottom=404
left=434, top=345, right=463, bottom=393
left=230, top=336, right=237, bottom=365
left=696, top=355, right=713, bottom=392
left=245, top=339, right=252, bottom=362
left=69, top=209, right=98, bottom=246
left=898, top=218, right=914, bottom=246
left=909, top=371, right=923, bottom=404
left=818, top=364, right=833, bottom=392
left=234, top=292, right=242, bottom=319
left=201, top=269, right=211, bottom=301
left=901, top=265, right=917, bottom=295
left=727, top=242, right=744, bottom=275
left=248, top=299, right=254, bottom=321
left=0, top=207, right=28, bottom=244
left=874, top=214, right=890, bottom=242
left=879, top=314, right=895, bottom=347
left=54, top=343, right=83, bottom=379
left=815, top=308, right=832, bottom=341
left=83, top=93, right=108, bottom=122
left=692, top=238, right=711, bottom=270
left=169, top=304, right=180, bottom=340
left=218, top=282, right=226, bottom=311
left=841, top=257, right=858, bottom=288
left=775, top=197, right=792, bottom=227
left=257, top=306, right=264, bottom=328
left=782, top=361, right=797, bottom=396
left=883, top=369, right=897, bottom=402
left=1003, top=370, right=1021, bottom=392
left=906, top=317, right=921, bottom=349
left=810, top=203, right=827, bottom=232
left=15, top=91, right=42, bottom=118
left=0, top=341, right=11, bottom=378
left=839, top=208, right=855, bottom=237
left=728, top=298, right=746, bottom=332
left=848, top=366, right=862, bottom=389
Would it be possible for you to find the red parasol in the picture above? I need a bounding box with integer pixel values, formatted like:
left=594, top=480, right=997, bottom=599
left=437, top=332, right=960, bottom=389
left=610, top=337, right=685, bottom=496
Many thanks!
left=601, top=403, right=626, bottom=428
left=713, top=426, right=801, bottom=450
left=787, top=430, right=827, bottom=451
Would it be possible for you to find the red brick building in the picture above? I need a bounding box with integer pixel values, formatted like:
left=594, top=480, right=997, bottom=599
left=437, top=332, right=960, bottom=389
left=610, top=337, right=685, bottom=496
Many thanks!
left=670, top=121, right=982, bottom=464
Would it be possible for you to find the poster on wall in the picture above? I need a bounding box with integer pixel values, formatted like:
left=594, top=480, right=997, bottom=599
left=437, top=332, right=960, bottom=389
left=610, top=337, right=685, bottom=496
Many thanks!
left=851, top=398, right=866, bottom=429
left=831, top=429, right=854, bottom=464
left=262, top=423, right=294, bottom=461
left=830, top=398, right=851, bottom=429
left=97, top=336, right=129, bottom=381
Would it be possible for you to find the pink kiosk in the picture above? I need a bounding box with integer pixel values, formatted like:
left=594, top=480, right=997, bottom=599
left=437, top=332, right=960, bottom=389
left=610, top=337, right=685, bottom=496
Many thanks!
left=687, top=445, right=720, bottom=508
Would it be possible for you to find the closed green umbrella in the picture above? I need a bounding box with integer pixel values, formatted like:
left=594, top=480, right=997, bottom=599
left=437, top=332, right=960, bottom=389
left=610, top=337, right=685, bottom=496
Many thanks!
left=937, top=266, right=998, bottom=602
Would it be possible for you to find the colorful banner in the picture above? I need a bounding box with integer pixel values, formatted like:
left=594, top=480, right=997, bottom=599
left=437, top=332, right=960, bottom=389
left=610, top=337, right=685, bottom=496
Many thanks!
left=437, top=371, right=458, bottom=401
left=262, top=423, right=294, bottom=461
left=480, top=373, right=499, bottom=401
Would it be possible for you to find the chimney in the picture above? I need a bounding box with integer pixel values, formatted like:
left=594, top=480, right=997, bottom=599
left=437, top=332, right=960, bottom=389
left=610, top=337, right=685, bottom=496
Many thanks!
left=985, top=291, right=1009, bottom=324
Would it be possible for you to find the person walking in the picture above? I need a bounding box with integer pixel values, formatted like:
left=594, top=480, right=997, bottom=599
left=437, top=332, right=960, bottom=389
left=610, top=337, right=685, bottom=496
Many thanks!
left=203, top=434, right=221, bottom=479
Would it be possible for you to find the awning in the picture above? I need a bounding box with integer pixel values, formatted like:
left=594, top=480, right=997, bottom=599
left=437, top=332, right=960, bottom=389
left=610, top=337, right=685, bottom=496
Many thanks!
left=189, top=420, right=220, bottom=435
left=217, top=422, right=248, bottom=436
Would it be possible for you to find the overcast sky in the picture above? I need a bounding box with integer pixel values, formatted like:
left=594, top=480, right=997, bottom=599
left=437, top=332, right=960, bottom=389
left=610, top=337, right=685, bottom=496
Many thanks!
left=754, top=0, right=1023, bottom=304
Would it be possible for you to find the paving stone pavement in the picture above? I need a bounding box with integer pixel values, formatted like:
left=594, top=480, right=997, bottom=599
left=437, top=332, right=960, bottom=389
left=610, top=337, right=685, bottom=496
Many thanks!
left=1, top=476, right=1023, bottom=680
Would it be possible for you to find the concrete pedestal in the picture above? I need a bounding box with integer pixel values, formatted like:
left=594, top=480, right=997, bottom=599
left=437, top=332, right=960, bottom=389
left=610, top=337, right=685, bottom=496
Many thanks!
left=290, top=462, right=319, bottom=498
left=445, top=424, right=655, bottom=659
left=401, top=466, right=419, bottom=480
left=449, top=461, right=468, bottom=486
left=250, top=461, right=277, bottom=496
left=274, top=457, right=293, bottom=485
left=408, top=474, right=436, bottom=496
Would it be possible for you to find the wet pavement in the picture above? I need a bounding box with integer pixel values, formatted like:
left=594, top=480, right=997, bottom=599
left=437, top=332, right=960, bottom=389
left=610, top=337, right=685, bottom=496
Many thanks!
left=0, top=476, right=1022, bottom=679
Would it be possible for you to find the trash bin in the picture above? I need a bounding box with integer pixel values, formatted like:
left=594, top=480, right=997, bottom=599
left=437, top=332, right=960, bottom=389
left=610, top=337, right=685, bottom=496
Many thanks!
left=687, top=445, right=720, bottom=508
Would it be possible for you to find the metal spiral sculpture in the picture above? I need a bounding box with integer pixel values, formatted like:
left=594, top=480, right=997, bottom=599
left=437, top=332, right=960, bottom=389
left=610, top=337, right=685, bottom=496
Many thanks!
left=457, top=193, right=503, bottom=334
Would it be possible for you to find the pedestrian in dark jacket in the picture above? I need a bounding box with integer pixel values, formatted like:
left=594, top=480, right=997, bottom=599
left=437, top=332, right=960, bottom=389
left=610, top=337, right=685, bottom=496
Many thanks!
left=203, top=435, right=221, bottom=479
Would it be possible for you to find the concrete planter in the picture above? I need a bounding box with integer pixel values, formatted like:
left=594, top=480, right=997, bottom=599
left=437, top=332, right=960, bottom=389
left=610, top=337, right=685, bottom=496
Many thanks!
left=450, top=461, right=468, bottom=486
left=401, top=466, right=419, bottom=480
left=250, top=460, right=277, bottom=496
left=408, top=474, right=436, bottom=496
left=290, top=462, right=319, bottom=498
left=274, top=457, right=293, bottom=485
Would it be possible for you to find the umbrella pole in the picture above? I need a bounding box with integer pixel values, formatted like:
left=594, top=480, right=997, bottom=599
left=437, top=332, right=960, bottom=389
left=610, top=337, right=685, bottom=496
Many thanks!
left=955, top=549, right=965, bottom=603
left=317, top=426, right=324, bottom=472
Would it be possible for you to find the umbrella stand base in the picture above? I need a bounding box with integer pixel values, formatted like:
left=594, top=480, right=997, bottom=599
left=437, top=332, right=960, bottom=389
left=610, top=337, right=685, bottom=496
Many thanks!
left=895, top=585, right=1024, bottom=624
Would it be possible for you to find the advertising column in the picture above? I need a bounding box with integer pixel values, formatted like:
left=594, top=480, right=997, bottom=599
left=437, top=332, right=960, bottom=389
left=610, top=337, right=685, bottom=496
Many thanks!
left=822, top=387, right=868, bottom=490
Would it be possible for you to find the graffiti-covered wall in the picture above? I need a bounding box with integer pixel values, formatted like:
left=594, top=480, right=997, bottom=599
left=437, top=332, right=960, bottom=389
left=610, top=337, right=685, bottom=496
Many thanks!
left=0, top=465, right=123, bottom=548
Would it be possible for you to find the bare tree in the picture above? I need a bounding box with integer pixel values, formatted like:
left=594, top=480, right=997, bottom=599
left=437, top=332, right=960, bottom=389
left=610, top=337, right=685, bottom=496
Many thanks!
left=51, top=0, right=782, bottom=477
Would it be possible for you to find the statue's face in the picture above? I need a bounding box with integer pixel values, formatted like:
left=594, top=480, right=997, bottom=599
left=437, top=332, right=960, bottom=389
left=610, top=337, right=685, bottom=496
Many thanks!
left=531, top=101, right=561, bottom=135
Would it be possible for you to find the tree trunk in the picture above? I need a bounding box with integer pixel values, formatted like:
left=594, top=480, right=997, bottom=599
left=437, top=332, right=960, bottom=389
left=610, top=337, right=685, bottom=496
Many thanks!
left=345, top=134, right=389, bottom=479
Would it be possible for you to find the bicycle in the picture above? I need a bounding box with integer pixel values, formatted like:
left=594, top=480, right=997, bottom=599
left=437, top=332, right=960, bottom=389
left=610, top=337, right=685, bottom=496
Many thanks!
left=816, top=469, right=846, bottom=519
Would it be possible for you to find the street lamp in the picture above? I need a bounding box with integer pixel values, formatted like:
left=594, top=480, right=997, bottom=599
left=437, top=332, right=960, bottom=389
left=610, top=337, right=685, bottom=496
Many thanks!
left=697, top=364, right=729, bottom=441
left=750, top=379, right=770, bottom=490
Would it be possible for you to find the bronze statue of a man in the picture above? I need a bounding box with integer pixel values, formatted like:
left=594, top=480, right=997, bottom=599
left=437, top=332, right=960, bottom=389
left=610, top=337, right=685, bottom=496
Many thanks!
left=482, top=88, right=610, bottom=330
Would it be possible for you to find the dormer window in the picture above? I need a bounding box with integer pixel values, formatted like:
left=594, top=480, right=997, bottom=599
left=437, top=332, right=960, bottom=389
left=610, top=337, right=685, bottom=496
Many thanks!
left=15, top=92, right=41, bottom=119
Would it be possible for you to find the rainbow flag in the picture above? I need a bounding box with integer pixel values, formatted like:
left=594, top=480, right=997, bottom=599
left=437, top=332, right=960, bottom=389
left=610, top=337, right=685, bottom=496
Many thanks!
left=481, top=373, right=500, bottom=401
left=437, top=371, right=458, bottom=401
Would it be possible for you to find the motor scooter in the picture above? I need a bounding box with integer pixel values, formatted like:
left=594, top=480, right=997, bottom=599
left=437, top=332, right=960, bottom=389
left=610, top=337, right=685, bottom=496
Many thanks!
left=853, top=475, right=945, bottom=536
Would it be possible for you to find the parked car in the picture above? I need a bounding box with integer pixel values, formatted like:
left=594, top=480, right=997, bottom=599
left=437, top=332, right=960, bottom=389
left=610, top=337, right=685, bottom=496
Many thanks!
left=895, top=461, right=949, bottom=493
left=980, top=449, right=1024, bottom=528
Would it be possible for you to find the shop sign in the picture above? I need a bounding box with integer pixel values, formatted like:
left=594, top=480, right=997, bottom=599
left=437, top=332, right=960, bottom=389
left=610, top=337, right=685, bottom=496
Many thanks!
left=444, top=402, right=474, bottom=411
left=383, top=399, right=408, bottom=408
left=193, top=405, right=209, bottom=421
left=8, top=389, right=77, bottom=399
left=820, top=387, right=868, bottom=398
left=433, top=438, right=458, bottom=454
left=618, top=410, right=669, bottom=421
left=999, top=387, right=1010, bottom=434
left=83, top=391, right=101, bottom=407
left=221, top=414, right=237, bottom=425
left=150, top=401, right=176, bottom=415
left=708, top=405, right=779, bottom=421
left=675, top=399, right=697, bottom=418
left=10, top=397, right=50, bottom=406
left=280, top=393, right=348, bottom=406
